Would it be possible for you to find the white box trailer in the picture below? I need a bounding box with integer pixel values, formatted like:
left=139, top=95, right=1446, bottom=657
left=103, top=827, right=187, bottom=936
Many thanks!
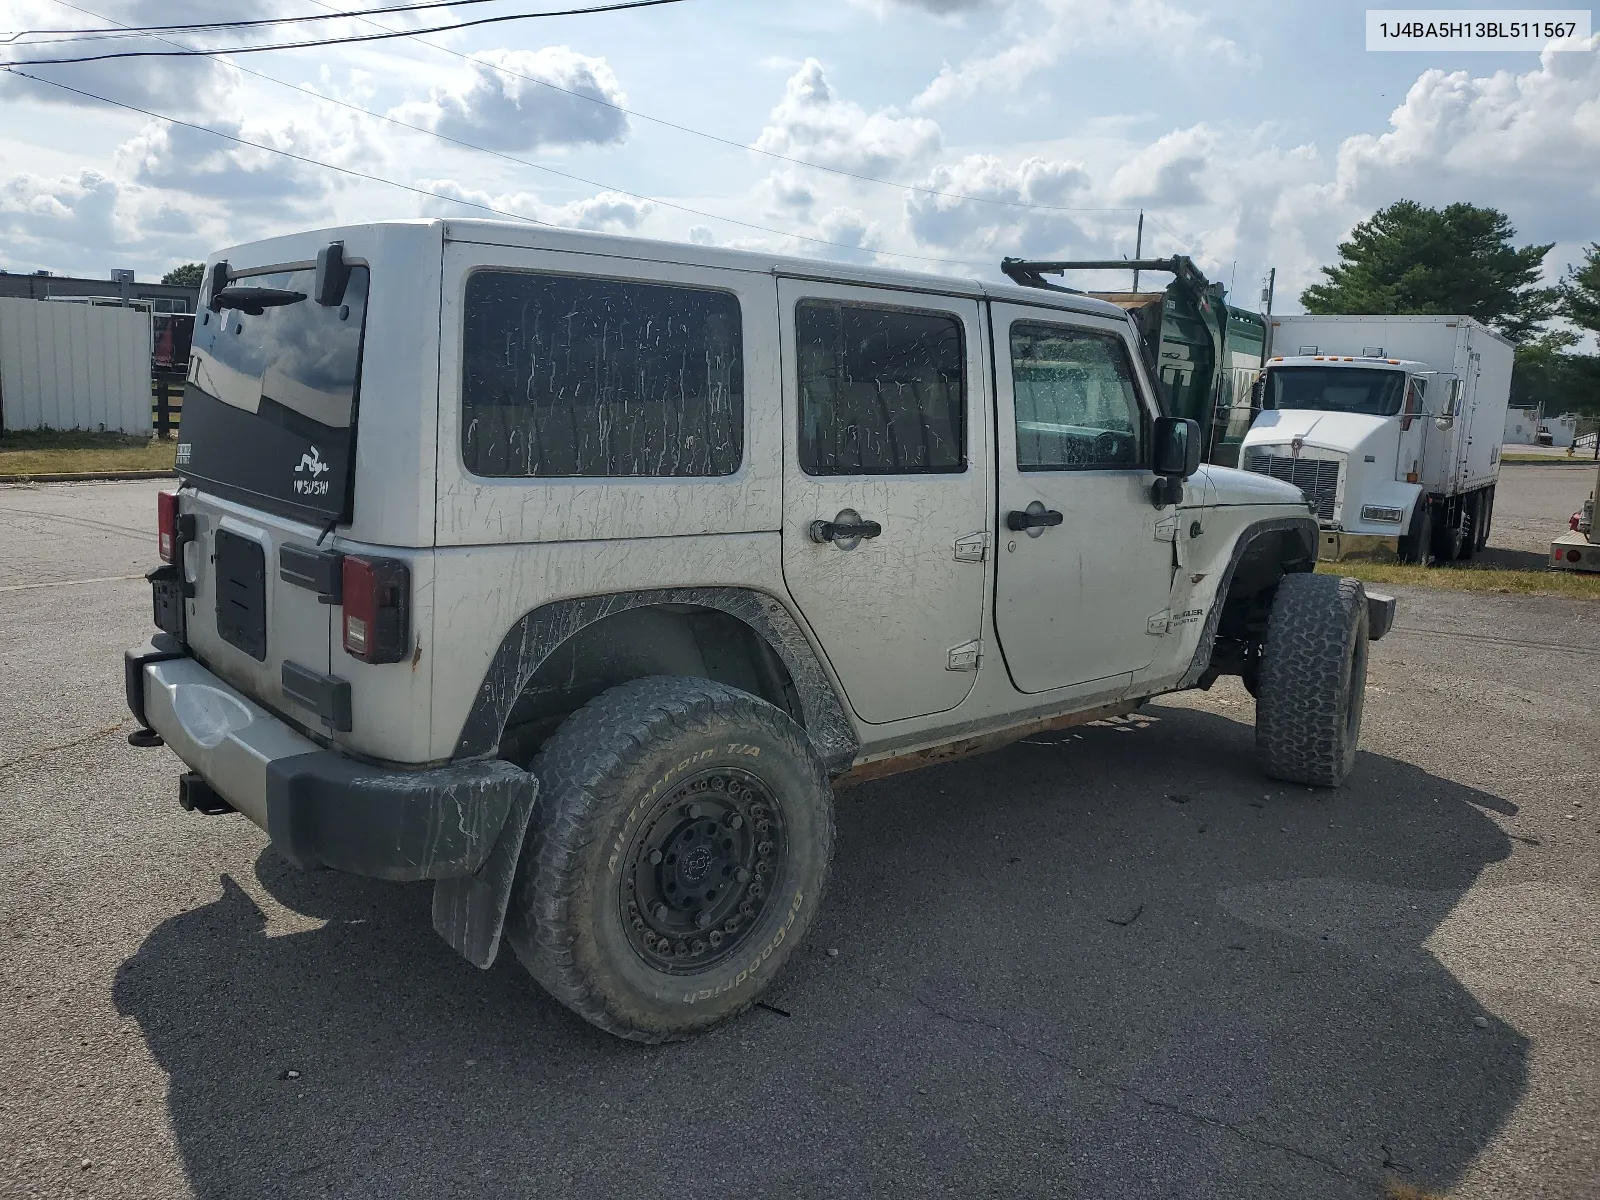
left=1241, top=314, right=1513, bottom=563
left=0, top=297, right=153, bottom=435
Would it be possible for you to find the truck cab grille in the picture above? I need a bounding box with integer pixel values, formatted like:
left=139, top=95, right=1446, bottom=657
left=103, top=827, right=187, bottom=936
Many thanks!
left=1243, top=451, right=1340, bottom=520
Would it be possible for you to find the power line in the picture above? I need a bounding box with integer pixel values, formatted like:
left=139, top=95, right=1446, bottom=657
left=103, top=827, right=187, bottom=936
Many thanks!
left=298, top=0, right=1149, bottom=218
left=0, top=0, right=689, bottom=65
left=3, top=58, right=993, bottom=269
left=5, top=0, right=572, bottom=42
left=4, top=68, right=552, bottom=223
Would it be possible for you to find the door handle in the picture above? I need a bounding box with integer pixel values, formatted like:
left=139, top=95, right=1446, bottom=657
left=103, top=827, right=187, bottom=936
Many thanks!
left=1005, top=507, right=1063, bottom=532
left=809, top=517, right=883, bottom=543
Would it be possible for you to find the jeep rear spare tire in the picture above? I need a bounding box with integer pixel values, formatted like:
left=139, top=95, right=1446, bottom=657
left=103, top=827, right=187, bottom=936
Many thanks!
left=1254, top=572, right=1369, bottom=788
left=505, top=676, right=834, bottom=1042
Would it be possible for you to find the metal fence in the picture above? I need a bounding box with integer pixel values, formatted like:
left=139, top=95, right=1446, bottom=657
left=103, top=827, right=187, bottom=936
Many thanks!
left=151, top=372, right=184, bottom=439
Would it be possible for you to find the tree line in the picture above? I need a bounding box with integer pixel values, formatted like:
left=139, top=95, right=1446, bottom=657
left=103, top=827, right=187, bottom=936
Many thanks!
left=1301, top=199, right=1600, bottom=415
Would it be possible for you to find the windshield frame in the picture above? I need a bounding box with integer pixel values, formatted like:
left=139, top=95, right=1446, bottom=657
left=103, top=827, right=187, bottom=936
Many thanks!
left=1263, top=364, right=1408, bottom=418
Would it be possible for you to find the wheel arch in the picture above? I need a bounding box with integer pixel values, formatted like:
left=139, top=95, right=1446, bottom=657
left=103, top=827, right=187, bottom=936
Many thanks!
left=451, top=588, right=860, bottom=776
left=1179, top=515, right=1318, bottom=688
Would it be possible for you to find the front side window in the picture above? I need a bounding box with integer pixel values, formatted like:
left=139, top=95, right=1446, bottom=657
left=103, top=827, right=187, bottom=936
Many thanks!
left=461, top=271, right=744, bottom=478
left=796, top=300, right=965, bottom=475
left=1010, top=322, right=1143, bottom=470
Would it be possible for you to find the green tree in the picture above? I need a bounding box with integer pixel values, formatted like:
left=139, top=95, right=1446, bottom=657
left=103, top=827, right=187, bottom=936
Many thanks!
left=1560, top=242, right=1600, bottom=334
left=160, top=262, right=204, bottom=287
left=1301, top=200, right=1555, bottom=343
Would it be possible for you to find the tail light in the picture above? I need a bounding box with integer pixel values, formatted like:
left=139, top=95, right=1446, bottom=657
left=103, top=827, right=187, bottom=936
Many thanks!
left=341, top=555, right=409, bottom=663
left=158, top=490, right=179, bottom=563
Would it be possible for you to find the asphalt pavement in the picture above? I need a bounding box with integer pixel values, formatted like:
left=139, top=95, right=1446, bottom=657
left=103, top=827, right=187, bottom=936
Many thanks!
left=2, top=476, right=1596, bottom=1200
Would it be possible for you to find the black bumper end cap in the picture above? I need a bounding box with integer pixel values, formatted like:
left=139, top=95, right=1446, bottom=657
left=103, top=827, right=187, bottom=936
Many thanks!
left=128, top=728, right=165, bottom=748
left=1365, top=591, right=1397, bottom=642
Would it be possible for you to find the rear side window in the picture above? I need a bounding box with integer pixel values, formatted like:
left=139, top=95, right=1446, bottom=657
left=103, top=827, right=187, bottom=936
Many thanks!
left=796, top=300, right=965, bottom=476
left=461, top=271, right=744, bottom=478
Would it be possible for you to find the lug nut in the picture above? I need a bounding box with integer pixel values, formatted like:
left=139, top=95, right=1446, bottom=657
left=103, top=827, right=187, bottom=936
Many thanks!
left=695, top=910, right=713, bottom=929
left=653, top=903, right=670, bottom=922
left=686, top=802, right=706, bottom=819
left=648, top=849, right=663, bottom=865
left=727, top=814, right=743, bottom=829
left=735, top=867, right=751, bottom=883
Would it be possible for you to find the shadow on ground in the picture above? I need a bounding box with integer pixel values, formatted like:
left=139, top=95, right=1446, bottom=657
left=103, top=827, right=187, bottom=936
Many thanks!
left=115, top=706, right=1523, bottom=1200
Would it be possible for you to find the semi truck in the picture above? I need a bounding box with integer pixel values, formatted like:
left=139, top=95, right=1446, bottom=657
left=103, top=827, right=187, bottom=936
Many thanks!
left=1242, top=315, right=1514, bottom=563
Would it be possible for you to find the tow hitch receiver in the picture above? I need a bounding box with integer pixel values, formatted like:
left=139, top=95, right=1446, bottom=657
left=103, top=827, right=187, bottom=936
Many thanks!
left=178, top=772, right=235, bottom=816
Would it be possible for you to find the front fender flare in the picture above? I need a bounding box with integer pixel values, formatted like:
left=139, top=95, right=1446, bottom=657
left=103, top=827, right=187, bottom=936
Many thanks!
left=1178, top=515, right=1318, bottom=689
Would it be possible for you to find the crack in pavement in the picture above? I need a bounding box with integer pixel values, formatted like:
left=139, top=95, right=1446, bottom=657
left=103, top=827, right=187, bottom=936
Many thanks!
left=0, top=719, right=128, bottom=773
left=891, top=983, right=1374, bottom=1189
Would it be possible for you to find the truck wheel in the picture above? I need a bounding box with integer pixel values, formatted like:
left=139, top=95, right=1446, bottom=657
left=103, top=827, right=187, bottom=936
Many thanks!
left=1254, top=573, right=1369, bottom=788
left=1475, top=487, right=1494, bottom=552
left=1400, top=503, right=1433, bottom=565
left=1456, top=493, right=1480, bottom=561
left=1433, top=501, right=1466, bottom=562
left=505, top=676, right=834, bottom=1043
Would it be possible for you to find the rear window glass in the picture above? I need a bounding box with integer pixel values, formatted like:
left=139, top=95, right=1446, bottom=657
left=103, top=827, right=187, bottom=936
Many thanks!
left=179, top=266, right=368, bottom=521
left=461, top=271, right=744, bottom=478
left=796, top=300, right=965, bottom=476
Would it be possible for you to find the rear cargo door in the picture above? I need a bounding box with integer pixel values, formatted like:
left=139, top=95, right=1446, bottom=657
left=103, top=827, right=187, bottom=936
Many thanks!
left=174, top=262, right=370, bottom=734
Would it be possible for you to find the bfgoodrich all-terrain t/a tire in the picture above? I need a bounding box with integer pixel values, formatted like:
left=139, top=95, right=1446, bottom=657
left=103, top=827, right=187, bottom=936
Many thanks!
left=1254, top=573, right=1370, bottom=788
left=505, top=676, right=835, bottom=1043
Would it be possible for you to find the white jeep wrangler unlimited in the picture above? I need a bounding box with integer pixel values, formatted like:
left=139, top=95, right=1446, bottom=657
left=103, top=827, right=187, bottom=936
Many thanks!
left=125, top=220, right=1393, bottom=1042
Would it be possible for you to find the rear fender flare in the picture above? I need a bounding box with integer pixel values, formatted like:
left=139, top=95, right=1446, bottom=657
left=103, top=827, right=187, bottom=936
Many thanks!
left=451, top=587, right=859, bottom=775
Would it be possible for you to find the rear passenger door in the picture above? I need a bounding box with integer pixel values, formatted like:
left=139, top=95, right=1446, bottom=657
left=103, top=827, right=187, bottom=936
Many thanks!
left=777, top=279, right=989, bottom=724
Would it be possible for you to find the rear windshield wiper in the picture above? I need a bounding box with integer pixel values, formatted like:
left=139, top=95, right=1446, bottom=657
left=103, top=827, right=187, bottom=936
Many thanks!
left=213, top=286, right=306, bottom=315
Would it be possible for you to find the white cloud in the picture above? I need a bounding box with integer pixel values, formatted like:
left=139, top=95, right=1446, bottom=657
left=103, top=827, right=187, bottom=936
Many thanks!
left=1108, top=126, right=1220, bottom=206
left=904, top=154, right=1091, bottom=257
left=412, top=178, right=652, bottom=232
left=392, top=47, right=628, bottom=153
left=0, top=169, right=200, bottom=277
left=754, top=58, right=941, bottom=177
left=913, top=0, right=1248, bottom=111
left=1332, top=39, right=1600, bottom=241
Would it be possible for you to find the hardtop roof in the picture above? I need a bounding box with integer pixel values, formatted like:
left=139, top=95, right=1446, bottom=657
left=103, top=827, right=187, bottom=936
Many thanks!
left=218, top=218, right=1131, bottom=323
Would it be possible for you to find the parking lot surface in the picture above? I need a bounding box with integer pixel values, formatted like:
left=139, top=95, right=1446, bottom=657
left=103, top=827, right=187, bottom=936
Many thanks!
left=2, top=477, right=1596, bottom=1200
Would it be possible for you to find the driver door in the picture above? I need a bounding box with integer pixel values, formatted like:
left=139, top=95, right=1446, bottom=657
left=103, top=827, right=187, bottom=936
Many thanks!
left=991, top=304, right=1174, bottom=693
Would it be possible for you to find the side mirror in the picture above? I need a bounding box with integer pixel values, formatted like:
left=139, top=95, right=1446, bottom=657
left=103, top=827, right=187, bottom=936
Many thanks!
left=1152, top=416, right=1201, bottom=477
left=315, top=242, right=351, bottom=307
left=1249, top=377, right=1265, bottom=410
left=1150, top=416, right=1201, bottom=507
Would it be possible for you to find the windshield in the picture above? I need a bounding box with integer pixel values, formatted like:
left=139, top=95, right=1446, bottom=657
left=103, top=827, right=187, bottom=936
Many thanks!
left=178, top=266, right=369, bottom=521
left=1264, top=366, right=1406, bottom=417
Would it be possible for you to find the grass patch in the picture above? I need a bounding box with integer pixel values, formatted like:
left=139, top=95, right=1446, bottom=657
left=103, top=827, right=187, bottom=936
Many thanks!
left=1500, top=452, right=1596, bottom=464
left=0, top=429, right=176, bottom=477
left=1322, top=558, right=1600, bottom=600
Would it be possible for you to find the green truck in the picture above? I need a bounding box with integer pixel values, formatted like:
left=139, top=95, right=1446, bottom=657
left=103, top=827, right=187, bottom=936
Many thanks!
left=1001, top=256, right=1270, bottom=467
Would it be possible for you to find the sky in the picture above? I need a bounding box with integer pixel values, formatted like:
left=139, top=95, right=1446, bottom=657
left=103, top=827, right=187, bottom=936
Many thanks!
left=1, top=0, right=1596, bottom=314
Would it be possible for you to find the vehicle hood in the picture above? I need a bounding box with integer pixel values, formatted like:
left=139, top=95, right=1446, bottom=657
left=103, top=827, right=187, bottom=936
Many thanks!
left=1195, top=464, right=1308, bottom=508
left=1244, top=408, right=1391, bottom=452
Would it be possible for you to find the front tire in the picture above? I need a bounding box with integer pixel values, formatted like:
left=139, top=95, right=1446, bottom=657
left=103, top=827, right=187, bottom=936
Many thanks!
left=1401, top=502, right=1433, bottom=565
left=505, top=676, right=834, bottom=1043
left=1254, top=573, right=1369, bottom=788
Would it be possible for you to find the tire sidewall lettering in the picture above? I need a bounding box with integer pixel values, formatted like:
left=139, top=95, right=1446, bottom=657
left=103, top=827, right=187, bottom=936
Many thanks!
left=679, top=890, right=804, bottom=1005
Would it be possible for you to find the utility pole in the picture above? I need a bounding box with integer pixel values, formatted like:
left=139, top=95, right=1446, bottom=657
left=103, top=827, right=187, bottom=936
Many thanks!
left=1131, top=210, right=1144, bottom=292
left=1261, top=267, right=1276, bottom=316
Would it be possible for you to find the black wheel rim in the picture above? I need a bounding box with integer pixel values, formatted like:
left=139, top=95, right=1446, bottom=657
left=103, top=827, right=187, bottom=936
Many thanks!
left=618, top=768, right=787, bottom=975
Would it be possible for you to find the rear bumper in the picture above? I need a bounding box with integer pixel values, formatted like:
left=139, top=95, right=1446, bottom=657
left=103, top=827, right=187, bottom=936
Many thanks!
left=1550, top=532, right=1600, bottom=573
left=1318, top=530, right=1400, bottom=563
left=124, top=639, right=531, bottom=883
